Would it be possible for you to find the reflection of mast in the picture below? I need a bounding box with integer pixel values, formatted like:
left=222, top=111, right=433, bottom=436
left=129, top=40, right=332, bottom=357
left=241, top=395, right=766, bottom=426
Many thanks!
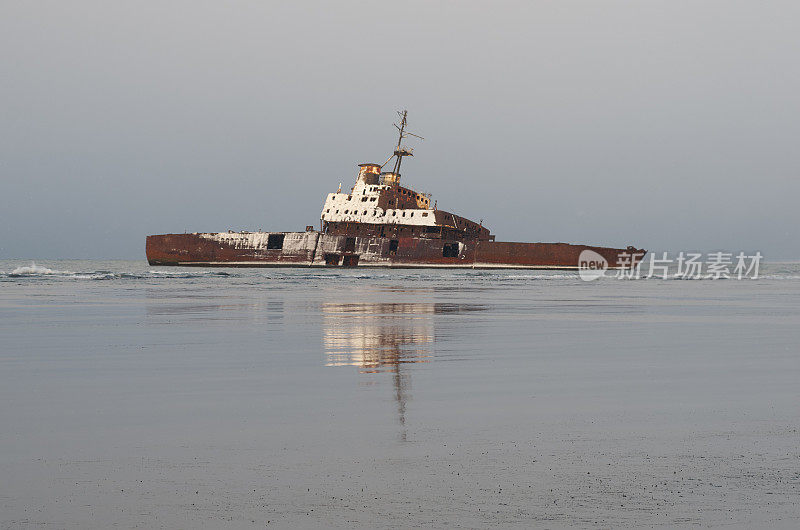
left=393, top=364, right=408, bottom=441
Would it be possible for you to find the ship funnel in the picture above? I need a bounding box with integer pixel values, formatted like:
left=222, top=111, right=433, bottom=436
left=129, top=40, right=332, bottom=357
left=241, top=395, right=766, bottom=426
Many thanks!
left=380, top=171, right=400, bottom=186
left=357, top=163, right=381, bottom=185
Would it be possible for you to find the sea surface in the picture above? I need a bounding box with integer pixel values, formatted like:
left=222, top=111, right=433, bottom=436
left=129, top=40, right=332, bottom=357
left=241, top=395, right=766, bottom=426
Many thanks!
left=1, top=260, right=799, bottom=528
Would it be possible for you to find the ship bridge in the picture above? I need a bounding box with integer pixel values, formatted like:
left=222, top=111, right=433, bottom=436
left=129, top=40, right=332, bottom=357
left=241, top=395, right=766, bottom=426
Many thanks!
left=320, top=162, right=491, bottom=241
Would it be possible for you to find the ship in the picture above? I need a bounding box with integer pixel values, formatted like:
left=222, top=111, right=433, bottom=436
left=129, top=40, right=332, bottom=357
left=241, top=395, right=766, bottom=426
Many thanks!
left=146, top=111, right=646, bottom=270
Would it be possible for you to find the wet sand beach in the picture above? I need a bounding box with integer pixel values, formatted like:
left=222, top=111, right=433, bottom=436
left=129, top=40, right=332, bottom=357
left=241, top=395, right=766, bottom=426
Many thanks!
left=1, top=261, right=799, bottom=528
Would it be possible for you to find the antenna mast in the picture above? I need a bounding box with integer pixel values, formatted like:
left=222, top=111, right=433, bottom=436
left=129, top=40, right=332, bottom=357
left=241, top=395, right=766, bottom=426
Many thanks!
left=387, top=110, right=423, bottom=175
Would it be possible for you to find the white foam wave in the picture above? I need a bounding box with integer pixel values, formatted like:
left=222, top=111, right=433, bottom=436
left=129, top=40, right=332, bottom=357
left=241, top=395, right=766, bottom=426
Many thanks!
left=503, top=273, right=580, bottom=280
left=10, top=262, right=71, bottom=275
left=0, top=263, right=233, bottom=280
left=148, top=270, right=230, bottom=276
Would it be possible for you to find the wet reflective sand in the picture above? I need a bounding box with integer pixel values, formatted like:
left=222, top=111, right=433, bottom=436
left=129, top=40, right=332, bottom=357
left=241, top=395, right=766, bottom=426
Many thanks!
left=1, top=261, right=799, bottom=528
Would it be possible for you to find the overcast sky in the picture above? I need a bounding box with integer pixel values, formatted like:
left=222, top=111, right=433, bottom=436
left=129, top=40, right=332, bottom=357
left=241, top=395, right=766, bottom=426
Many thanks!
left=2, top=1, right=798, bottom=259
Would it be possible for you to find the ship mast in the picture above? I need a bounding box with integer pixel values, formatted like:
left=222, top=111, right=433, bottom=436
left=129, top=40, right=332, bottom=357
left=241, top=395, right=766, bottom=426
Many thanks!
left=387, top=110, right=423, bottom=175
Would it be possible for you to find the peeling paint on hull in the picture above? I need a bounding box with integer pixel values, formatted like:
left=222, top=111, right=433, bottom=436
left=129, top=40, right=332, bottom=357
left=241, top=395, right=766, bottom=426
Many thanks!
left=146, top=232, right=646, bottom=270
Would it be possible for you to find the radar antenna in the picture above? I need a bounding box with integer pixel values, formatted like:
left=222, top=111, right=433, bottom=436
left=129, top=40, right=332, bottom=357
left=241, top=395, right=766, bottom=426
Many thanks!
left=381, top=110, right=423, bottom=175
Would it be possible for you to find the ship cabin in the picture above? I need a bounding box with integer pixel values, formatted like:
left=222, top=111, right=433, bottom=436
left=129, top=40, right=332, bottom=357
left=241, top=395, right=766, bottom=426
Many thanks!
left=320, top=163, right=493, bottom=242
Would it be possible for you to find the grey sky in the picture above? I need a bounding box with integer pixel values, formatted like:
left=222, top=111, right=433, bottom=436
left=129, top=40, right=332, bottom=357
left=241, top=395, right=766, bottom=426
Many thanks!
left=2, top=1, right=798, bottom=259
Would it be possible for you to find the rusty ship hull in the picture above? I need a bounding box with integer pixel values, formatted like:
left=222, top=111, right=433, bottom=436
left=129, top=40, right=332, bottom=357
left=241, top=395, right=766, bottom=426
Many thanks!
left=146, top=231, right=644, bottom=269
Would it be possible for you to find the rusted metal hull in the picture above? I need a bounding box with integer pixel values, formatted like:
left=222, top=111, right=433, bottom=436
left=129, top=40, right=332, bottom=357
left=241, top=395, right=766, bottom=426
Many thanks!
left=146, top=232, right=646, bottom=269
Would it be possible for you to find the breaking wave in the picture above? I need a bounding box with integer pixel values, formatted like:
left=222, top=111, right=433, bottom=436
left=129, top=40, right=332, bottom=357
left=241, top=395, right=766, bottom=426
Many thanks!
left=500, top=273, right=580, bottom=280
left=1, top=262, right=232, bottom=281
left=10, top=262, right=68, bottom=276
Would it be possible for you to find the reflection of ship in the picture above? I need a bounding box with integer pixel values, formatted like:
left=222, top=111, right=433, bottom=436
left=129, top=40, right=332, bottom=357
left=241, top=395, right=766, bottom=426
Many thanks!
left=146, top=111, right=646, bottom=269
left=323, top=302, right=437, bottom=441
left=323, top=303, right=434, bottom=372
left=322, top=301, right=488, bottom=440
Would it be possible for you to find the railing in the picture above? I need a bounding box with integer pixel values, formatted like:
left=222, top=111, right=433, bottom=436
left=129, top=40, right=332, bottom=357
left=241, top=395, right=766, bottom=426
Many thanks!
left=393, top=146, right=414, bottom=156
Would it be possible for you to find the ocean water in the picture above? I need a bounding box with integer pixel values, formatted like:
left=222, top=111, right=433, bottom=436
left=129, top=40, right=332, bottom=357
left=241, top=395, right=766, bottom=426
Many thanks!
left=1, top=259, right=799, bottom=528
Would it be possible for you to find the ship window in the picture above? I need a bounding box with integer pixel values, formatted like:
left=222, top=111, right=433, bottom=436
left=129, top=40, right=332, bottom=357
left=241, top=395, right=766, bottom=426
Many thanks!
left=267, top=234, right=285, bottom=250
left=326, top=209, right=330, bottom=213
left=363, top=210, right=367, bottom=215
left=443, top=243, right=459, bottom=257
left=344, top=210, right=349, bottom=214
left=389, top=239, right=399, bottom=253
left=410, top=212, right=414, bottom=217
left=402, top=211, right=406, bottom=217
left=336, top=210, right=339, bottom=214
left=361, top=197, right=367, bottom=202
left=392, top=211, right=396, bottom=216
left=422, top=212, right=428, bottom=217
